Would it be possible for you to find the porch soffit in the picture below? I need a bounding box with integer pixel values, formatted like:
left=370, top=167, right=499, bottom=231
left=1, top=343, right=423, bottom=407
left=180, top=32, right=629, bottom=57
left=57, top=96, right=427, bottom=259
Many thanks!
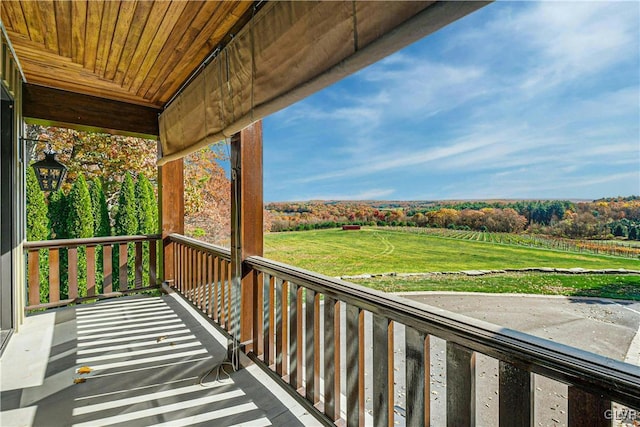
left=0, top=0, right=252, bottom=108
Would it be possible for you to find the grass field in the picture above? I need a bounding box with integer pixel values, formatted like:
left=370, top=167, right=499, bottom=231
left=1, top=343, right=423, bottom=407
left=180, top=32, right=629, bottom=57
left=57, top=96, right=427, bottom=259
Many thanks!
left=263, top=228, right=640, bottom=299
left=352, top=273, right=640, bottom=300
left=264, top=228, right=640, bottom=276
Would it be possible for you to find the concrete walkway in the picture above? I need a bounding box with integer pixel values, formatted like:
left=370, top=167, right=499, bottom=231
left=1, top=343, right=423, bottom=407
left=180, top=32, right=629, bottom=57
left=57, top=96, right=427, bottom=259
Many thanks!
left=398, top=293, right=640, bottom=427
left=1, top=293, right=318, bottom=427
left=400, top=292, right=640, bottom=363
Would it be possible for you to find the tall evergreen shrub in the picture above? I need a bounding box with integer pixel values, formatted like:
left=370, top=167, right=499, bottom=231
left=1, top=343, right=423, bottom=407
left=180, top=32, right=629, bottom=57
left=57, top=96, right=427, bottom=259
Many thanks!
left=135, top=175, right=158, bottom=286
left=26, top=167, right=49, bottom=302
left=114, top=172, right=138, bottom=289
left=65, top=174, right=94, bottom=297
left=48, top=189, right=69, bottom=296
left=89, top=178, right=110, bottom=292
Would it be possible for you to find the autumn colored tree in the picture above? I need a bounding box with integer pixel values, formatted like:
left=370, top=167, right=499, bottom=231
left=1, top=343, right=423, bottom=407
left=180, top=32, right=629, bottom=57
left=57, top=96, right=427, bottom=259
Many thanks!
left=113, top=173, right=138, bottom=289
left=26, top=125, right=157, bottom=208
left=65, top=174, right=94, bottom=297
left=26, top=167, right=49, bottom=302
left=184, top=145, right=231, bottom=245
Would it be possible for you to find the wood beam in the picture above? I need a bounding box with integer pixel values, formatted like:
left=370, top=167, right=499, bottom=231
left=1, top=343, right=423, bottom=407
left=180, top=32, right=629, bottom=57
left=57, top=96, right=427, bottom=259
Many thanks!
left=22, top=83, right=160, bottom=138
left=159, top=158, right=184, bottom=282
left=231, top=121, right=263, bottom=348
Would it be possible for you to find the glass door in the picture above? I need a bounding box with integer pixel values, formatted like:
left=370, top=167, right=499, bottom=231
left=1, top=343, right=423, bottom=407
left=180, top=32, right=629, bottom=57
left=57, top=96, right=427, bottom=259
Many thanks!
left=0, top=84, right=15, bottom=353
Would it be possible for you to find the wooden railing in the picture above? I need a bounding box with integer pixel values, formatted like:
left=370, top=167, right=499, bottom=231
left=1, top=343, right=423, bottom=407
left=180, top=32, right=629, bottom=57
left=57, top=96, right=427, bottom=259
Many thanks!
left=166, top=234, right=640, bottom=426
left=169, top=234, right=236, bottom=336
left=24, top=234, right=161, bottom=312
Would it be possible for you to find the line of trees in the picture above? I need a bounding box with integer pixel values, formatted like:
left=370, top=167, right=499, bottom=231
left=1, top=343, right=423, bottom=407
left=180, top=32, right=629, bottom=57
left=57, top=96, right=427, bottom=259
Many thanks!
left=267, top=198, right=640, bottom=239
left=26, top=170, right=157, bottom=302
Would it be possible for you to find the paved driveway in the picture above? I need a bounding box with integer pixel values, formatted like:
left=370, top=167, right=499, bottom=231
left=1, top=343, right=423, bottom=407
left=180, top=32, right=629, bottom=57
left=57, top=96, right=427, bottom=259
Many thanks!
left=391, top=293, right=640, bottom=426
left=400, top=292, right=640, bottom=362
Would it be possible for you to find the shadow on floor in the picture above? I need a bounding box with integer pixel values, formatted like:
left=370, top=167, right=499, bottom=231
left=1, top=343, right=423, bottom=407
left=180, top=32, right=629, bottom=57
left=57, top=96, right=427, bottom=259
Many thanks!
left=1, top=295, right=307, bottom=427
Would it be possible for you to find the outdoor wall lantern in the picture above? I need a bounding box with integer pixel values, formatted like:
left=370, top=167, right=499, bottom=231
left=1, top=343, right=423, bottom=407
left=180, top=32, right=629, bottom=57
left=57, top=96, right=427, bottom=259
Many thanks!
left=31, top=143, right=68, bottom=192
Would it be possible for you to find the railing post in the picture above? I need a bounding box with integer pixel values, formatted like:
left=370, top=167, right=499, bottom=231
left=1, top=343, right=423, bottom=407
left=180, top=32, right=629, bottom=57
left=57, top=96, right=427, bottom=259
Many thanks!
left=159, top=158, right=184, bottom=283
left=230, top=121, right=263, bottom=349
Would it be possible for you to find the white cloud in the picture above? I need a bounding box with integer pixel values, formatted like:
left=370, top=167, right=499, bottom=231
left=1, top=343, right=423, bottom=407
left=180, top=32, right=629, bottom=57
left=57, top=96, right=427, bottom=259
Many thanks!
left=266, top=1, right=639, bottom=201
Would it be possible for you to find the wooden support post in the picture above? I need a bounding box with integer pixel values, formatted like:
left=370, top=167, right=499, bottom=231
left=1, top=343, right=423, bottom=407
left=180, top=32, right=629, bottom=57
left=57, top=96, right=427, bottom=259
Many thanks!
left=231, top=120, right=263, bottom=349
left=159, top=158, right=184, bottom=282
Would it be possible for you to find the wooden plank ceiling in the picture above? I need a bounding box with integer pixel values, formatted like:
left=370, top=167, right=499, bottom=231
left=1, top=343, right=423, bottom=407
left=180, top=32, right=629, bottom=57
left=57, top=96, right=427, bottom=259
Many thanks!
left=1, top=1, right=252, bottom=108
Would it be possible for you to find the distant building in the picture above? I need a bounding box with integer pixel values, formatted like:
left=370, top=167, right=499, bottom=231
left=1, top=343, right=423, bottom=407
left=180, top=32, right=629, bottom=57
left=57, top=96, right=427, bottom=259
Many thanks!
left=342, top=225, right=361, bottom=230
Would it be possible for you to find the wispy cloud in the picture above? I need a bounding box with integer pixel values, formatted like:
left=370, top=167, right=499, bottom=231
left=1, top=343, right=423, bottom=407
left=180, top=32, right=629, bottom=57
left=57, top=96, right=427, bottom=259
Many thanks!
left=292, top=188, right=396, bottom=202
left=264, top=1, right=639, bottom=201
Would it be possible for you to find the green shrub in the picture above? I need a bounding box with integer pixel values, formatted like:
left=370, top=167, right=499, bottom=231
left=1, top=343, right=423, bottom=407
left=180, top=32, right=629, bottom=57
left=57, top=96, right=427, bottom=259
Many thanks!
left=114, top=173, right=138, bottom=290
left=65, top=174, right=94, bottom=297
left=26, top=167, right=49, bottom=302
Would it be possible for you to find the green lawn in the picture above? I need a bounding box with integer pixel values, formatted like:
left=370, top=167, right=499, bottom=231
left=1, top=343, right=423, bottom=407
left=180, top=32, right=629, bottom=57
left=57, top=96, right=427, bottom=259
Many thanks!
left=264, top=228, right=640, bottom=276
left=351, top=274, right=640, bottom=300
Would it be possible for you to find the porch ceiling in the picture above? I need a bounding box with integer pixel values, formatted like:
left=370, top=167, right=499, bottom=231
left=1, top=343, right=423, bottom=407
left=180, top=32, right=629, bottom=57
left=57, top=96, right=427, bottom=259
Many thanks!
left=0, top=0, right=252, bottom=108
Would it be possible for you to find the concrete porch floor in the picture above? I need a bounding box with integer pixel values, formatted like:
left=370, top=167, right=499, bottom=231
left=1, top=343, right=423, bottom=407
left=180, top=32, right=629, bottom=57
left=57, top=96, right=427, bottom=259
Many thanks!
left=0, top=291, right=319, bottom=427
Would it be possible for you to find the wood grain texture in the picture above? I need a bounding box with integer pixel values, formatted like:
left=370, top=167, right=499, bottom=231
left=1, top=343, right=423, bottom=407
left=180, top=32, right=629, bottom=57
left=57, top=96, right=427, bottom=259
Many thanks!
left=23, top=83, right=160, bottom=137
left=1, top=0, right=250, bottom=107
left=28, top=250, right=40, bottom=306
left=70, top=0, right=86, bottom=63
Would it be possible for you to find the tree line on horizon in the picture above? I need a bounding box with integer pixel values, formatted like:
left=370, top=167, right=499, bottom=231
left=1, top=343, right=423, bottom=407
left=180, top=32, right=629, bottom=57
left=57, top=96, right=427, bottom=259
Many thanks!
left=266, top=198, right=640, bottom=240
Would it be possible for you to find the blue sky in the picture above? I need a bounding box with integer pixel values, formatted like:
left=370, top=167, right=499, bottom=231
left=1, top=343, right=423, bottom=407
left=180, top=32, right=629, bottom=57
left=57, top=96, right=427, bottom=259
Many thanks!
left=262, top=1, right=640, bottom=202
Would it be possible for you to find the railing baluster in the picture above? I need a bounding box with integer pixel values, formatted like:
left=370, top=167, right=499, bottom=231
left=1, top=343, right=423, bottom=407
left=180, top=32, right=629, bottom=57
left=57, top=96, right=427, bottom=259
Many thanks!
left=253, top=270, right=264, bottom=359
left=289, top=283, right=302, bottom=389
left=134, top=241, right=142, bottom=288
left=201, top=251, right=207, bottom=309
left=275, top=278, right=287, bottom=376
left=324, top=296, right=341, bottom=421
left=86, top=246, right=96, bottom=297
left=68, top=247, right=78, bottom=299
left=49, top=248, right=60, bottom=303
left=28, top=249, right=40, bottom=306
left=206, top=253, right=213, bottom=316
left=118, top=243, right=127, bottom=290
left=305, top=288, right=317, bottom=403
left=188, top=246, right=192, bottom=294
left=269, top=274, right=276, bottom=366
left=262, top=274, right=272, bottom=364
left=184, top=246, right=189, bottom=295
left=103, top=244, right=112, bottom=293
left=406, top=327, right=429, bottom=427
left=176, top=243, right=182, bottom=291
left=568, top=387, right=610, bottom=427
left=196, top=250, right=203, bottom=308
left=373, top=314, right=394, bottom=427
left=149, top=239, right=156, bottom=286
left=346, top=304, right=364, bottom=427
left=213, top=256, right=220, bottom=322
left=192, top=247, right=197, bottom=299
left=499, top=361, right=531, bottom=427
left=220, top=259, right=227, bottom=328
left=447, top=342, right=476, bottom=427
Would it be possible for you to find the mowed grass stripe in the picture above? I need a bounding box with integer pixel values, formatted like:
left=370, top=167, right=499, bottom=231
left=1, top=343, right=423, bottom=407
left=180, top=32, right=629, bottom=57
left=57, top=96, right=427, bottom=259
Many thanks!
left=264, top=229, right=640, bottom=277
left=352, top=274, right=640, bottom=300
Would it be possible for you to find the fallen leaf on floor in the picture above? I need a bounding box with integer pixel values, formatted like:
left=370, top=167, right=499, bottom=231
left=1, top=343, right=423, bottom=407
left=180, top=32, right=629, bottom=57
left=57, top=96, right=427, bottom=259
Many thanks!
left=157, top=336, right=167, bottom=343
left=170, top=342, right=175, bottom=346
left=77, top=366, right=92, bottom=374
left=73, top=378, right=86, bottom=384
